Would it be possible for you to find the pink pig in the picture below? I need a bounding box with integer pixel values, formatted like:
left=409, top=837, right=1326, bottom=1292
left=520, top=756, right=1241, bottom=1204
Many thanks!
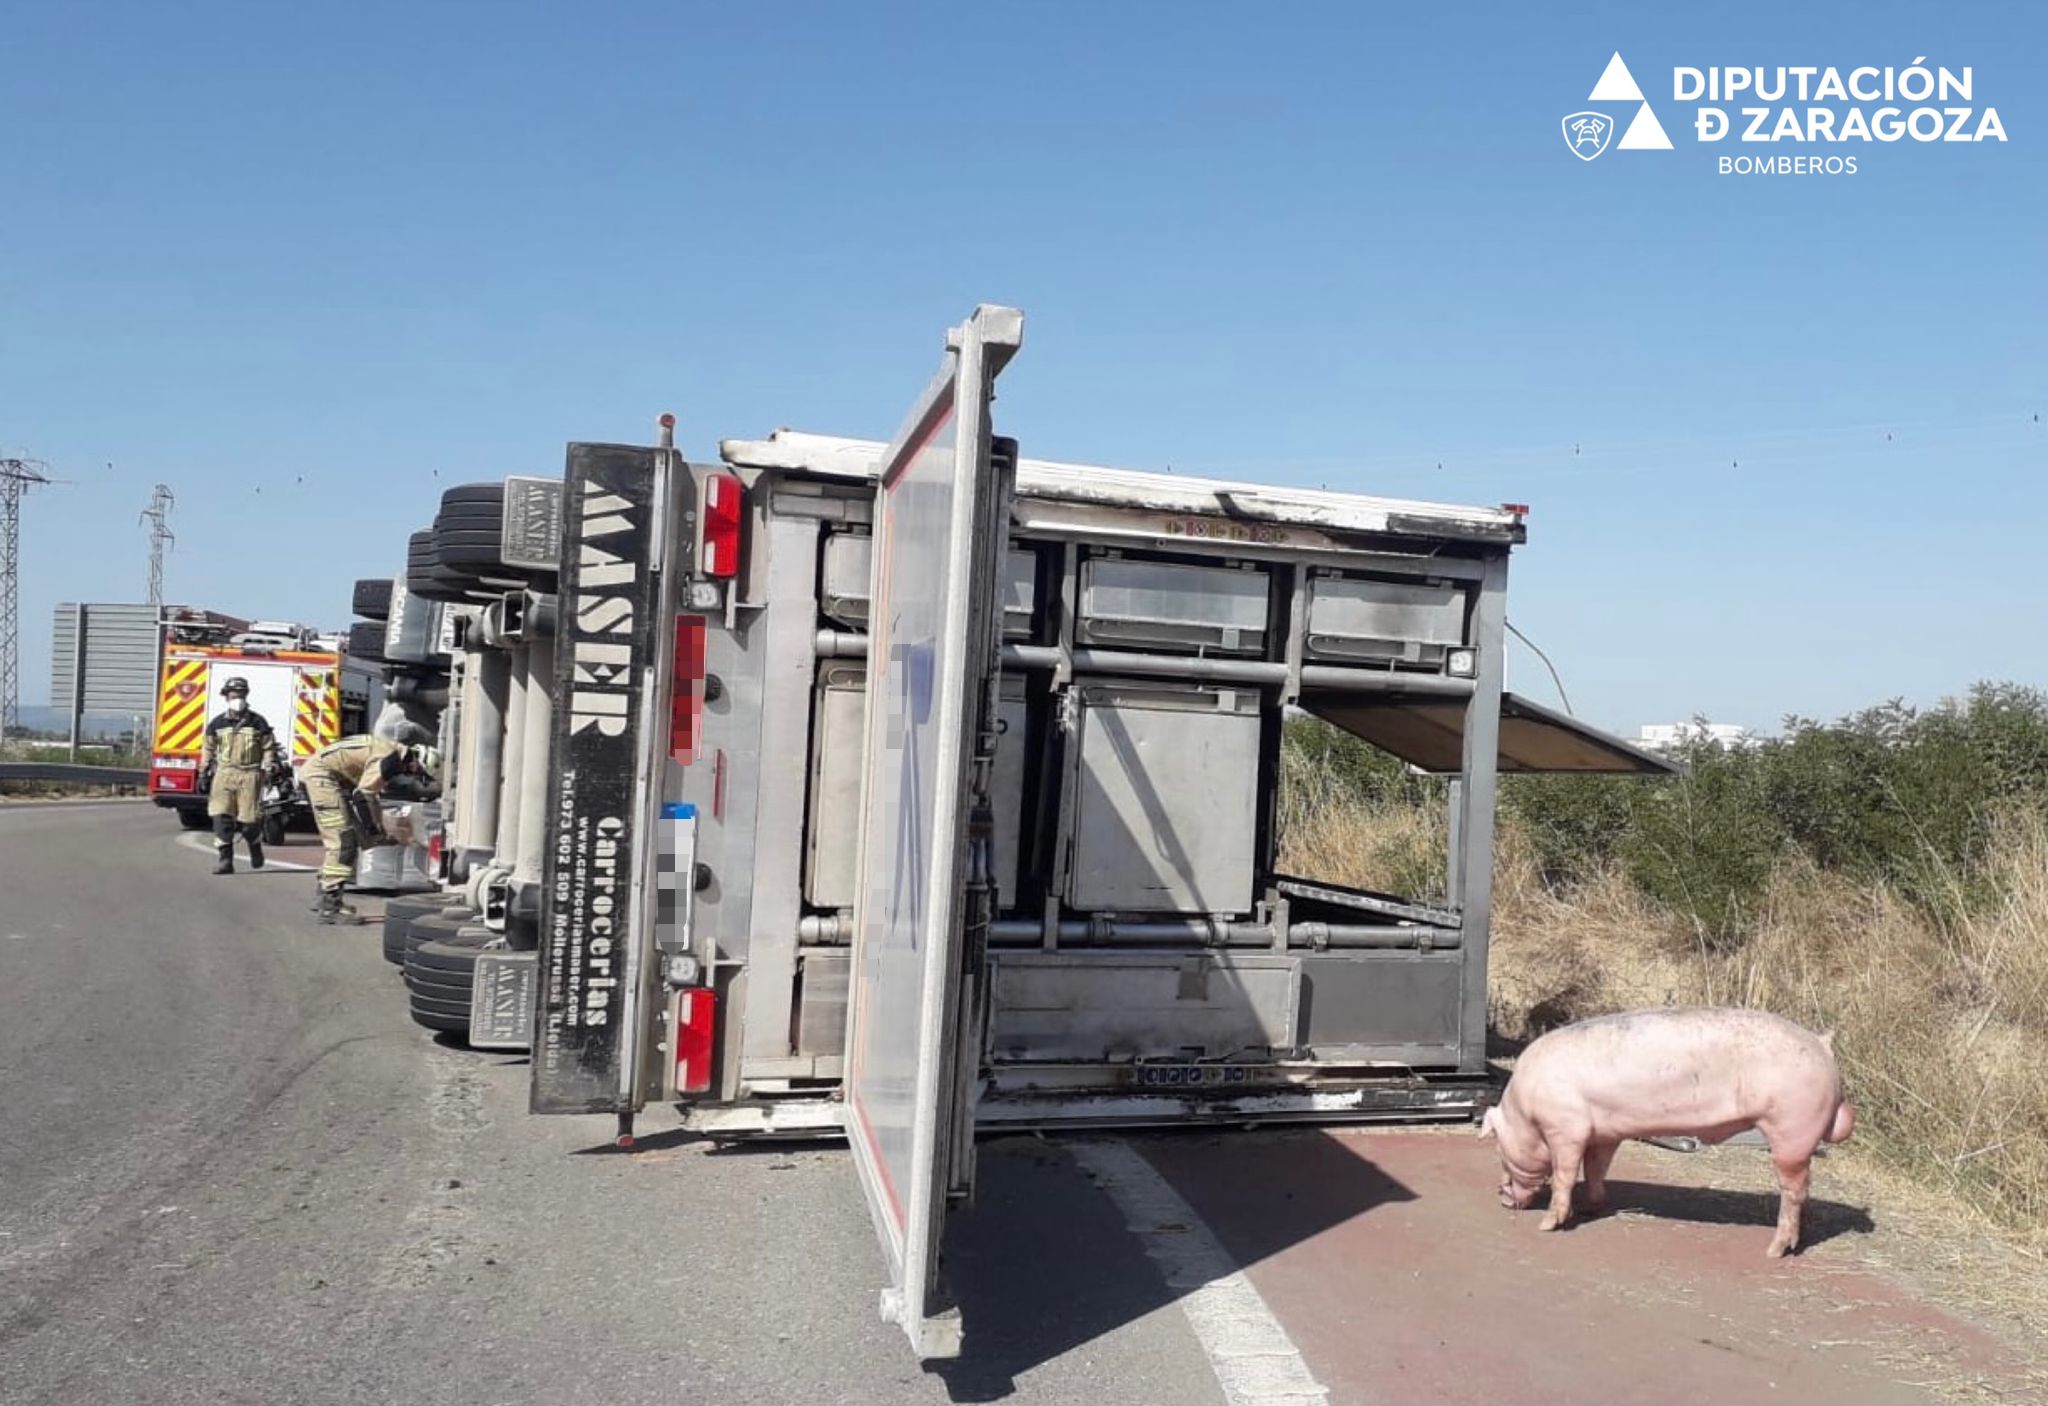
left=1479, top=1007, right=1856, bottom=1257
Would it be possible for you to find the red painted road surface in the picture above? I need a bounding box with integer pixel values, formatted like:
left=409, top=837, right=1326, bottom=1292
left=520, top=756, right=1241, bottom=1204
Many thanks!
left=1140, top=1129, right=2031, bottom=1406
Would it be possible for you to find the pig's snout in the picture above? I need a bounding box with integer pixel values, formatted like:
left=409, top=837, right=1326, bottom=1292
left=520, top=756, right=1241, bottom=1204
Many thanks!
left=1500, top=1177, right=1538, bottom=1210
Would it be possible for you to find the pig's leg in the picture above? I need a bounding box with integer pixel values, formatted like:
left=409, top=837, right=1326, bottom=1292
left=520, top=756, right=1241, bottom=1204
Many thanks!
left=1581, top=1139, right=1618, bottom=1213
left=1766, top=1154, right=1812, bottom=1258
left=1538, top=1136, right=1585, bottom=1232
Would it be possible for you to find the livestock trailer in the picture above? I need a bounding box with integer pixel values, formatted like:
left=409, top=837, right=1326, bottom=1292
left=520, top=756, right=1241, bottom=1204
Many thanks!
left=498, top=305, right=1673, bottom=1355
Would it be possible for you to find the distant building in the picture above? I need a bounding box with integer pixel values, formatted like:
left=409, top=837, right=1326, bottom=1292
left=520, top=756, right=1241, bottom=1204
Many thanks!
left=1636, top=721, right=1756, bottom=752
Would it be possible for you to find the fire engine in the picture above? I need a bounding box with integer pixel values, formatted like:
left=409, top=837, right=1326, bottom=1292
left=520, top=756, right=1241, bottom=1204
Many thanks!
left=148, top=616, right=381, bottom=838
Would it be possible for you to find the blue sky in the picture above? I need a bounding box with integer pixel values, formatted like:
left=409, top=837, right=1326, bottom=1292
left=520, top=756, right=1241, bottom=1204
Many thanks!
left=4, top=1, right=2041, bottom=733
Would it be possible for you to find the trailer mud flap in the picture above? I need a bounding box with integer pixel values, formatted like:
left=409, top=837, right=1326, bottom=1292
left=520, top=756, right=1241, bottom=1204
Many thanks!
left=530, top=443, right=685, bottom=1115
left=470, top=950, right=537, bottom=1050
left=843, top=305, right=1022, bottom=1360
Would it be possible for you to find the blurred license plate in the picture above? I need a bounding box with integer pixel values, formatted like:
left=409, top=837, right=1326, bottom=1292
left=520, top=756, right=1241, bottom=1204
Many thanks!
left=1123, top=1064, right=1260, bottom=1089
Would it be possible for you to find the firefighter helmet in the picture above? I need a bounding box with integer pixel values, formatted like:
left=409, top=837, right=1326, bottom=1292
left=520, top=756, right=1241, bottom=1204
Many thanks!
left=219, top=676, right=250, bottom=698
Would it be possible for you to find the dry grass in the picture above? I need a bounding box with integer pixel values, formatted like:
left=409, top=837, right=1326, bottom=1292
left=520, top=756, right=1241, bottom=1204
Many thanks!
left=1276, top=789, right=1447, bottom=902
left=1283, top=801, right=2048, bottom=1249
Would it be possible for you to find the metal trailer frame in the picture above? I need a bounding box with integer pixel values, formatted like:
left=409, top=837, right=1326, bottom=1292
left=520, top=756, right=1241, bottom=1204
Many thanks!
left=616, top=423, right=1672, bottom=1142
left=505, top=306, right=1679, bottom=1361
left=438, top=587, right=554, bottom=941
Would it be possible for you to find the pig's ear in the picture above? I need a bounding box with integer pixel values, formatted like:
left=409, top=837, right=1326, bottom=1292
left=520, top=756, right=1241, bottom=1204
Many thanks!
left=1818, top=1028, right=1836, bottom=1050
left=1477, top=1106, right=1500, bottom=1141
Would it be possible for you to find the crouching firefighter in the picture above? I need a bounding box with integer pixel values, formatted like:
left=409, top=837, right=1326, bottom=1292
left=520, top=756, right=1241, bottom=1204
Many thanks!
left=300, top=735, right=441, bottom=924
left=199, top=676, right=284, bottom=875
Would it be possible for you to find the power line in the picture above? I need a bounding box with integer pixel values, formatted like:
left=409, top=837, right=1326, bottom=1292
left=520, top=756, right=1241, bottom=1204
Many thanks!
left=1506, top=619, right=1573, bottom=717
left=1173, top=408, right=2041, bottom=481
left=1, top=456, right=54, bottom=745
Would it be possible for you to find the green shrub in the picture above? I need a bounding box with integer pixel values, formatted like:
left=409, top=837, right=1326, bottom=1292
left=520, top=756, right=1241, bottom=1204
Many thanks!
left=1500, top=773, right=1636, bottom=885
left=1285, top=682, right=2048, bottom=947
left=1617, top=737, right=1783, bottom=949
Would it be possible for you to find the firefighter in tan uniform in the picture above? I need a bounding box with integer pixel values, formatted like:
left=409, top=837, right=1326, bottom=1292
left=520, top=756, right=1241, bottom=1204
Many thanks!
left=301, top=734, right=440, bottom=924
left=199, top=677, right=285, bottom=874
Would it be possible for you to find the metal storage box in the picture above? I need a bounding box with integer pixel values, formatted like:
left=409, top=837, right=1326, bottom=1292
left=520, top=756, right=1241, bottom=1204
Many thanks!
left=1066, top=684, right=1261, bottom=913
left=1076, top=558, right=1268, bottom=655
left=805, top=673, right=1025, bottom=912
left=820, top=533, right=1037, bottom=639
left=1304, top=573, right=1465, bottom=666
left=354, top=803, right=441, bottom=893
left=796, top=950, right=851, bottom=1057
left=802, top=665, right=866, bottom=908
left=819, top=533, right=872, bottom=628
left=988, top=952, right=1300, bottom=1062
left=1297, top=951, right=1463, bottom=1060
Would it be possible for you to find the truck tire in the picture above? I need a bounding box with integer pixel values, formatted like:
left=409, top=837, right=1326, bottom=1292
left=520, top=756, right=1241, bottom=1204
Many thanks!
left=351, top=577, right=394, bottom=621
left=347, top=621, right=388, bottom=662
left=433, top=484, right=548, bottom=577
left=382, top=895, right=449, bottom=966
left=411, top=556, right=500, bottom=603
left=403, top=910, right=475, bottom=978
left=436, top=515, right=557, bottom=588
left=407, top=530, right=473, bottom=604
left=407, top=924, right=493, bottom=1001
left=439, top=482, right=505, bottom=517
left=406, top=564, right=458, bottom=603
left=407, top=932, right=490, bottom=1038
left=405, top=972, right=473, bottom=1003
left=175, top=807, right=211, bottom=830
left=434, top=534, right=513, bottom=569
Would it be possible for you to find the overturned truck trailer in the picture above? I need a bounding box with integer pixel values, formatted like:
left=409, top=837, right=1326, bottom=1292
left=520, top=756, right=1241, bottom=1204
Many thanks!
left=512, top=305, right=1673, bottom=1354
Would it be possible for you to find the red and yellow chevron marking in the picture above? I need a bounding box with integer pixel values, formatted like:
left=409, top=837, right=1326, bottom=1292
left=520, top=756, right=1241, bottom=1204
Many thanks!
left=294, top=671, right=341, bottom=759
left=154, top=657, right=210, bottom=755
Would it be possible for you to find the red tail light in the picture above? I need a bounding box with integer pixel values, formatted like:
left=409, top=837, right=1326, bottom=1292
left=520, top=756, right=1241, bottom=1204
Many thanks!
left=699, top=473, right=743, bottom=578
left=675, top=987, right=716, bottom=1095
left=670, top=616, right=706, bottom=765
left=427, top=829, right=444, bottom=867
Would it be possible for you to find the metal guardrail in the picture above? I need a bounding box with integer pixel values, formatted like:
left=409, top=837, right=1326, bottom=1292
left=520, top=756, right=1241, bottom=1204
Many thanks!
left=0, top=762, right=149, bottom=785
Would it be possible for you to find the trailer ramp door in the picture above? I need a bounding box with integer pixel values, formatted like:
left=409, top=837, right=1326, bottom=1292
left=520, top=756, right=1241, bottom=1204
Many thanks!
left=844, top=305, right=1022, bottom=1360
left=1303, top=690, right=1679, bottom=774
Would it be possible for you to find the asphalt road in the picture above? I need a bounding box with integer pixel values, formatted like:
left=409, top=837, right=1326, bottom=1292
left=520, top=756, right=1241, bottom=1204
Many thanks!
left=0, top=803, right=1219, bottom=1406
left=6, top=804, right=2036, bottom=1406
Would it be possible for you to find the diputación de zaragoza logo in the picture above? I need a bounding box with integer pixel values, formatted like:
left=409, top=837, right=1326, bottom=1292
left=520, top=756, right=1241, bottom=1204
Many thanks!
left=1565, top=52, right=2007, bottom=175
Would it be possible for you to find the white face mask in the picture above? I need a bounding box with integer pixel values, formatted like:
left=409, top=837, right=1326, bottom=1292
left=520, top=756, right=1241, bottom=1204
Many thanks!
left=227, top=698, right=247, bottom=715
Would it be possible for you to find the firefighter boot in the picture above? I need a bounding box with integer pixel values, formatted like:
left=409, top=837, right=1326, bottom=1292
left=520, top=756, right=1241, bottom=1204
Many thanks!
left=245, top=824, right=265, bottom=870
left=314, top=888, right=359, bottom=925
left=212, top=816, right=235, bottom=875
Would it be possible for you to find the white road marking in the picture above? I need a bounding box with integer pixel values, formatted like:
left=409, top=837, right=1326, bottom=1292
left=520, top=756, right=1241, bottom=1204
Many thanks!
left=1073, top=1141, right=1329, bottom=1406
left=174, top=832, right=318, bottom=873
